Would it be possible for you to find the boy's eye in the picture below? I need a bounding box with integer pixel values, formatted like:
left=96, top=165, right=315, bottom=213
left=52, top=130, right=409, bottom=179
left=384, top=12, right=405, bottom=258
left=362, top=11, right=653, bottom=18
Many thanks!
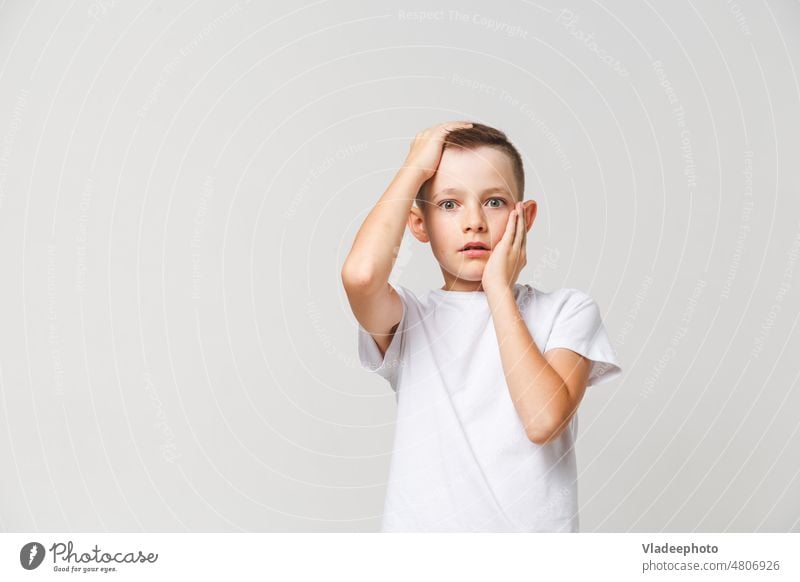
left=438, top=198, right=507, bottom=211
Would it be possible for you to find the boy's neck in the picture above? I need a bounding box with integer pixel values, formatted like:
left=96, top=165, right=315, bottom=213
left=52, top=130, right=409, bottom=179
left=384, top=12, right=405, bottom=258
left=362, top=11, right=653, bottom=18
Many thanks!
left=440, top=280, right=485, bottom=293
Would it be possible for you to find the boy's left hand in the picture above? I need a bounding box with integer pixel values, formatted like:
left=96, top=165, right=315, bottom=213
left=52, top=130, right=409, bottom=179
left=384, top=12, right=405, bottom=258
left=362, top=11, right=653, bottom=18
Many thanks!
left=482, top=202, right=527, bottom=294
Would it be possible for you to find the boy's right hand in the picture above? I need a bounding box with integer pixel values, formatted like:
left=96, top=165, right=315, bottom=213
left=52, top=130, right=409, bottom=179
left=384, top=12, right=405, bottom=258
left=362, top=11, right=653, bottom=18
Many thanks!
left=402, top=121, right=474, bottom=180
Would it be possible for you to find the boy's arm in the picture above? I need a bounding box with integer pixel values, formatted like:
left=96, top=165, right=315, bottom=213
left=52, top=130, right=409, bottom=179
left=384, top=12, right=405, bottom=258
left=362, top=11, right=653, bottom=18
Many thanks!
left=341, top=166, right=420, bottom=356
left=488, top=287, right=592, bottom=444
left=482, top=202, right=591, bottom=444
left=341, top=121, right=472, bottom=356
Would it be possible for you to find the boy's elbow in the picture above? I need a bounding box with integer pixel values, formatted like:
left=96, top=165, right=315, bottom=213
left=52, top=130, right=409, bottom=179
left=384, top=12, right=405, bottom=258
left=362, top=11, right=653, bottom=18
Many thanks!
left=341, top=261, right=369, bottom=288
left=525, top=394, right=575, bottom=444
left=526, top=427, right=555, bottom=445
left=341, top=262, right=380, bottom=294
left=525, top=416, right=564, bottom=445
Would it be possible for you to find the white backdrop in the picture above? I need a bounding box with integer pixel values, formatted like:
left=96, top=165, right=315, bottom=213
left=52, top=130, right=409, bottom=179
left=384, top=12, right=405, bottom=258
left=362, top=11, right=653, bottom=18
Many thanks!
left=0, top=0, right=798, bottom=532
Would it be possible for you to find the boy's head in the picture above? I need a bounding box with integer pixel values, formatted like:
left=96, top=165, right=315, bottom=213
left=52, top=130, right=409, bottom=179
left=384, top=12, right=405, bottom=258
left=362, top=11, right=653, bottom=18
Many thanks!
left=408, top=122, right=537, bottom=291
left=415, top=123, right=525, bottom=207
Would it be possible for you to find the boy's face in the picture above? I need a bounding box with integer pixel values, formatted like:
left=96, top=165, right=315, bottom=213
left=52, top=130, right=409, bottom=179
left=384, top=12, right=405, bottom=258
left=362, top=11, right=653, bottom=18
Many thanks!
left=408, top=145, right=537, bottom=292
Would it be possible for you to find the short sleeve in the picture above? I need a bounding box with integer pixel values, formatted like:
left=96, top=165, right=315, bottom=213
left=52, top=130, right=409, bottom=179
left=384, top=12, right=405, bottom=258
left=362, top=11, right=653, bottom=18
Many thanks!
left=356, top=284, right=409, bottom=390
left=544, top=289, right=622, bottom=387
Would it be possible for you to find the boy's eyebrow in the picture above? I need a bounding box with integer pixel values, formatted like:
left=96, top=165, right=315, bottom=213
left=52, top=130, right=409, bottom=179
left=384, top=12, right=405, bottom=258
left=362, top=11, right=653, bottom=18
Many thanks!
left=432, top=187, right=511, bottom=199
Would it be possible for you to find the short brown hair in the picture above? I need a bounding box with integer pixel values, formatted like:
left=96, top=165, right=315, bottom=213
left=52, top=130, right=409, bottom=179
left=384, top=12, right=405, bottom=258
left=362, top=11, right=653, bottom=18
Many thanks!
left=416, top=122, right=525, bottom=210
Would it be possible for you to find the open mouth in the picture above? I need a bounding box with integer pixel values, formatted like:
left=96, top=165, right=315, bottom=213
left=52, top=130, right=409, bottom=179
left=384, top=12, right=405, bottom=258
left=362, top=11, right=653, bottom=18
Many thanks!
left=460, top=242, right=491, bottom=257
left=460, top=242, right=490, bottom=251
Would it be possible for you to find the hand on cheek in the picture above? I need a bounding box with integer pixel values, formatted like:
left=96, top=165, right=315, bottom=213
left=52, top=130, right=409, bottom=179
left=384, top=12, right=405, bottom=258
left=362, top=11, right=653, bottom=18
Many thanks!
left=482, top=202, right=527, bottom=294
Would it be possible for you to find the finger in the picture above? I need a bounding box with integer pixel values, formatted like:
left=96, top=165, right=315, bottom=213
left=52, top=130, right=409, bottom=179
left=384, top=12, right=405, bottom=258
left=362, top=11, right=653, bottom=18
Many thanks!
left=514, top=204, right=526, bottom=271
left=513, top=203, right=524, bottom=248
left=440, top=120, right=472, bottom=128
left=521, top=203, right=528, bottom=247
left=440, top=122, right=473, bottom=135
left=498, top=207, right=517, bottom=248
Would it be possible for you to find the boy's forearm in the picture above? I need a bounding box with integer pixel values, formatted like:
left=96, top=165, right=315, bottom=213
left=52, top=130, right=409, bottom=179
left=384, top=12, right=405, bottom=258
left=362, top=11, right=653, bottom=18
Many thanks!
left=487, top=286, right=570, bottom=443
left=341, top=166, right=426, bottom=291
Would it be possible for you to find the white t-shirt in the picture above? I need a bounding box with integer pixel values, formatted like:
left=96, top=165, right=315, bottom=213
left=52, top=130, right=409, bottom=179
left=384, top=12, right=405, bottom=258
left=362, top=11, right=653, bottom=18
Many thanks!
left=357, top=283, right=622, bottom=532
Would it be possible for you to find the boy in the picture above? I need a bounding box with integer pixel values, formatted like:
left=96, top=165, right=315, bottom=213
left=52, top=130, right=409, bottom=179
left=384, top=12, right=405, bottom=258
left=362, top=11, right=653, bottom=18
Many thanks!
left=341, top=121, right=622, bottom=532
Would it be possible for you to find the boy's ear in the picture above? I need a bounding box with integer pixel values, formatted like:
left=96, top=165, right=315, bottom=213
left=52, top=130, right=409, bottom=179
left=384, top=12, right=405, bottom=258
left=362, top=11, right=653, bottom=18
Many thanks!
left=408, top=206, right=430, bottom=243
left=523, top=200, right=538, bottom=232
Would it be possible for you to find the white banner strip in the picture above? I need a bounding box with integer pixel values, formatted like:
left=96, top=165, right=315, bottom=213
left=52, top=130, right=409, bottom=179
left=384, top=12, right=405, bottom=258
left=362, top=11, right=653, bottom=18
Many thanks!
left=1, top=533, right=797, bottom=581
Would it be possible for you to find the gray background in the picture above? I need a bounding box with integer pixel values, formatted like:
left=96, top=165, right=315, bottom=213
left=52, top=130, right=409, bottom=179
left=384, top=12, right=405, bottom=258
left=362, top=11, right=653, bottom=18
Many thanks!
left=0, top=0, right=798, bottom=532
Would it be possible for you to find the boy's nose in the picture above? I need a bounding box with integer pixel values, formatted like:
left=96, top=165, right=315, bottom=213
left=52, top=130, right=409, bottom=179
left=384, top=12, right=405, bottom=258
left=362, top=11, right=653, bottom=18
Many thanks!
left=462, top=208, right=487, bottom=232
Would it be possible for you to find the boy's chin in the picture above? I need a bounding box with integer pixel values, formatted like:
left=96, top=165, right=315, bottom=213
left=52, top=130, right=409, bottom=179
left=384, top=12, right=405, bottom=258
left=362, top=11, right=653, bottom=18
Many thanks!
left=442, top=268, right=484, bottom=282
